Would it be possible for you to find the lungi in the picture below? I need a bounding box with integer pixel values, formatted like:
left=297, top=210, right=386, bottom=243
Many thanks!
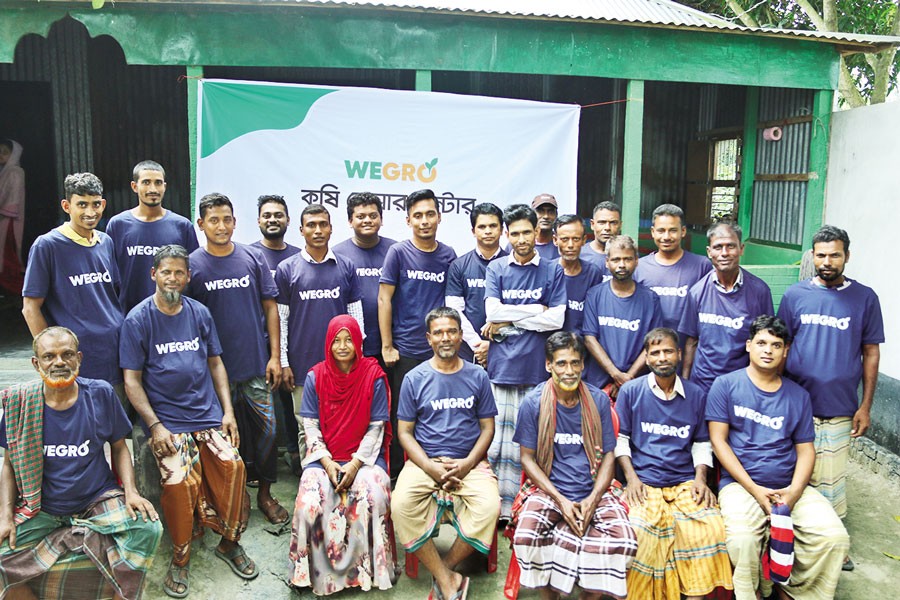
left=810, top=416, right=852, bottom=519
left=718, top=482, right=848, bottom=600
left=391, top=458, right=499, bottom=555
left=487, top=383, right=531, bottom=518
left=155, top=428, right=249, bottom=564
left=513, top=489, right=637, bottom=598
left=626, top=481, right=733, bottom=599
left=0, top=489, right=162, bottom=600
left=231, top=376, right=278, bottom=483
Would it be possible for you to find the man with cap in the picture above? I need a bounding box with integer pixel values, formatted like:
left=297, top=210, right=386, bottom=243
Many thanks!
left=530, top=193, right=560, bottom=261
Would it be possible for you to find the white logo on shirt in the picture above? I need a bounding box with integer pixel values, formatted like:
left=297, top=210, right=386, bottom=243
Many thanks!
left=640, top=422, right=691, bottom=438
left=698, top=313, right=745, bottom=329
left=357, top=267, right=382, bottom=277
left=155, top=337, right=200, bottom=355
left=44, top=440, right=90, bottom=457
left=68, top=271, right=112, bottom=286
left=298, top=286, right=341, bottom=301
left=554, top=433, right=583, bottom=445
left=596, top=316, right=641, bottom=331
left=406, top=270, right=445, bottom=283
left=799, top=313, right=850, bottom=330
left=204, top=275, right=251, bottom=291
left=568, top=299, right=584, bottom=312
left=649, top=285, right=688, bottom=298
left=126, top=245, right=161, bottom=257
left=467, top=278, right=486, bottom=288
left=429, top=395, right=475, bottom=410
left=734, top=405, right=784, bottom=430
left=502, top=288, right=543, bottom=300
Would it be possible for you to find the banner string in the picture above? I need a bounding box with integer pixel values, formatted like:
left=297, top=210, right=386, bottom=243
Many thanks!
left=580, top=98, right=641, bottom=108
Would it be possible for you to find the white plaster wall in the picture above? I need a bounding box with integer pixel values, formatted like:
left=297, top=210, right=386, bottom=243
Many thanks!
left=825, top=101, right=899, bottom=379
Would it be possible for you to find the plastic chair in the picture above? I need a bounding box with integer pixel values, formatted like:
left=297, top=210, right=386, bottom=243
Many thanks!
left=404, top=511, right=499, bottom=578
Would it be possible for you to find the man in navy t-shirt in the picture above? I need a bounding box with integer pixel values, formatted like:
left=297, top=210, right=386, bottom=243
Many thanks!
left=379, top=189, right=457, bottom=478
left=392, top=307, right=498, bottom=600
left=106, top=160, right=199, bottom=313
left=121, top=245, right=258, bottom=594
left=635, top=204, right=712, bottom=346
left=530, top=193, right=560, bottom=261
left=615, top=327, right=732, bottom=599
left=583, top=235, right=662, bottom=395
left=187, top=193, right=287, bottom=526
left=553, top=214, right=604, bottom=335
left=445, top=202, right=508, bottom=364
left=250, top=194, right=302, bottom=476
left=22, top=173, right=125, bottom=389
left=483, top=203, right=566, bottom=519
left=581, top=200, right=621, bottom=274
left=512, top=331, right=636, bottom=599
left=777, top=225, right=884, bottom=552
left=678, top=222, right=773, bottom=393
left=334, top=191, right=397, bottom=362
left=1, top=326, right=161, bottom=599
left=707, top=316, right=848, bottom=599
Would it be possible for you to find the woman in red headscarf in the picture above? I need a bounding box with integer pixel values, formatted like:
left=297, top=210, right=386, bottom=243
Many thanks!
left=288, top=315, right=394, bottom=595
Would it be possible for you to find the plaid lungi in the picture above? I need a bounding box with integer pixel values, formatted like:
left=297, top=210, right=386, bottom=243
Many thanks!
left=487, top=383, right=531, bottom=519
left=626, top=481, right=733, bottom=599
left=810, top=416, right=852, bottom=519
left=512, top=489, right=637, bottom=598
left=0, top=489, right=162, bottom=600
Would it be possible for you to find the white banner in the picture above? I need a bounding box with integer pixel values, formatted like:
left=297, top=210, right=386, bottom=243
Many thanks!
left=196, top=79, right=580, bottom=252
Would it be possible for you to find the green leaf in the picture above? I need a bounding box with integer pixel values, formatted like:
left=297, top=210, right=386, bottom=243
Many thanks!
left=425, top=158, right=438, bottom=171
left=91, top=0, right=105, bottom=8
left=883, top=551, right=900, bottom=561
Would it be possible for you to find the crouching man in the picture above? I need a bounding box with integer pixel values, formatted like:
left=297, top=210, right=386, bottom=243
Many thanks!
left=707, top=316, right=849, bottom=599
left=1, top=326, right=162, bottom=600
left=512, top=332, right=637, bottom=600
left=392, top=307, right=499, bottom=600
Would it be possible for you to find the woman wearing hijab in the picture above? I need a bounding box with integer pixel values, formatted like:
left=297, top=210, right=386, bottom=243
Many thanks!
left=0, top=138, right=25, bottom=295
left=288, top=314, right=394, bottom=595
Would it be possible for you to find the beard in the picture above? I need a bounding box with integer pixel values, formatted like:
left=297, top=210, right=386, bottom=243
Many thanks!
left=816, top=267, right=843, bottom=282
left=649, top=363, right=677, bottom=378
left=262, top=228, right=286, bottom=240
left=161, top=290, right=182, bottom=304
left=37, top=364, right=79, bottom=389
left=551, top=371, right=581, bottom=392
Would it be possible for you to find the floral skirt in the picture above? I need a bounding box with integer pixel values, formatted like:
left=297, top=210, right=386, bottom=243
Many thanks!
left=288, top=465, right=393, bottom=595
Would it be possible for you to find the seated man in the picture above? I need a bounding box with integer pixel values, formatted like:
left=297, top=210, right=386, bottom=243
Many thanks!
left=512, top=331, right=637, bottom=600
left=1, top=326, right=162, bottom=600
left=392, top=307, right=499, bottom=600
left=707, top=316, right=849, bottom=600
left=120, top=245, right=256, bottom=598
left=616, top=327, right=732, bottom=599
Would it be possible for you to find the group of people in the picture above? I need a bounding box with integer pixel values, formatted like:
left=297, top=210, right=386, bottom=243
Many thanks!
left=0, top=160, right=883, bottom=600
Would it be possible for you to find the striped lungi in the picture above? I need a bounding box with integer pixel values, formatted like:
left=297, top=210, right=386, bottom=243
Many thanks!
left=719, top=482, right=848, bottom=600
left=0, top=489, right=163, bottom=600
left=487, top=383, right=532, bottom=518
left=810, top=416, right=852, bottom=519
left=626, top=481, right=733, bottom=599
left=513, top=489, right=637, bottom=598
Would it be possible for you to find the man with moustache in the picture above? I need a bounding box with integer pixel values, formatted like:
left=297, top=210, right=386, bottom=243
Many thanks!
left=581, top=201, right=621, bottom=275
left=530, top=193, right=560, bottom=260
left=1, top=326, right=161, bottom=600
left=777, top=226, right=883, bottom=570
left=106, top=160, right=199, bottom=313
left=553, top=214, right=604, bottom=334
left=121, top=244, right=256, bottom=595
left=22, top=173, right=125, bottom=392
left=616, top=328, right=732, bottom=600
left=582, top=235, right=662, bottom=396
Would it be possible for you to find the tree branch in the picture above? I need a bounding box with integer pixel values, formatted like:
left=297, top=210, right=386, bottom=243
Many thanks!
left=794, top=0, right=827, bottom=31
left=839, top=57, right=867, bottom=108
left=725, top=0, right=759, bottom=28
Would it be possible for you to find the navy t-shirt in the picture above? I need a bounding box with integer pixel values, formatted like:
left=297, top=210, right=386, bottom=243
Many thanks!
left=0, top=378, right=130, bottom=515
left=777, top=279, right=885, bottom=418
left=249, top=240, right=301, bottom=280
left=484, top=257, right=567, bottom=386
left=380, top=240, right=457, bottom=360
left=562, top=260, right=604, bottom=334
left=276, top=253, right=361, bottom=376
left=706, top=370, right=815, bottom=490
left=514, top=382, right=615, bottom=502
left=397, top=361, right=497, bottom=459
left=635, top=251, right=712, bottom=337
left=22, top=229, right=124, bottom=384
left=300, top=371, right=390, bottom=471
left=106, top=210, right=199, bottom=312
left=119, top=296, right=225, bottom=434
left=580, top=245, right=612, bottom=281
left=582, top=282, right=663, bottom=387
left=678, top=270, right=773, bottom=392
left=333, top=237, right=397, bottom=357
left=617, top=375, right=709, bottom=488
left=445, top=248, right=509, bottom=361
left=186, top=244, right=277, bottom=382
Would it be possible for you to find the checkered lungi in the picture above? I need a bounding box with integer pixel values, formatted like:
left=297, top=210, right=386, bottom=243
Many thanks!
left=810, top=416, right=852, bottom=519
left=487, top=383, right=531, bottom=519
left=513, top=489, right=637, bottom=598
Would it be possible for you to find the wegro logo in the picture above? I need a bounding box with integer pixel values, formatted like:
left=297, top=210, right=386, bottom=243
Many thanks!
left=345, top=158, right=438, bottom=183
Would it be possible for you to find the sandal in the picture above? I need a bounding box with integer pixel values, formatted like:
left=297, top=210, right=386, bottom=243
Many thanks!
left=258, top=496, right=289, bottom=524
left=163, top=559, right=190, bottom=598
left=215, top=544, right=259, bottom=580
left=428, top=577, right=444, bottom=600
left=449, top=576, right=470, bottom=600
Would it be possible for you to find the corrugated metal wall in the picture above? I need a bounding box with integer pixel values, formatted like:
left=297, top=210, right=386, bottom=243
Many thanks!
left=751, top=88, right=813, bottom=246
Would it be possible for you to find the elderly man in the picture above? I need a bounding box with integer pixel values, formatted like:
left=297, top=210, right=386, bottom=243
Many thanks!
left=121, top=244, right=256, bottom=598
left=392, top=307, right=499, bottom=600
left=1, top=326, right=161, bottom=600
left=512, top=331, right=637, bottom=599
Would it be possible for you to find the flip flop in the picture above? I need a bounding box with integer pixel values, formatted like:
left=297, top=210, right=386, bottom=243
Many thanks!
left=449, top=576, right=470, bottom=600
left=163, top=559, right=190, bottom=598
left=428, top=577, right=444, bottom=600
left=215, top=545, right=259, bottom=580
left=258, top=497, right=290, bottom=524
